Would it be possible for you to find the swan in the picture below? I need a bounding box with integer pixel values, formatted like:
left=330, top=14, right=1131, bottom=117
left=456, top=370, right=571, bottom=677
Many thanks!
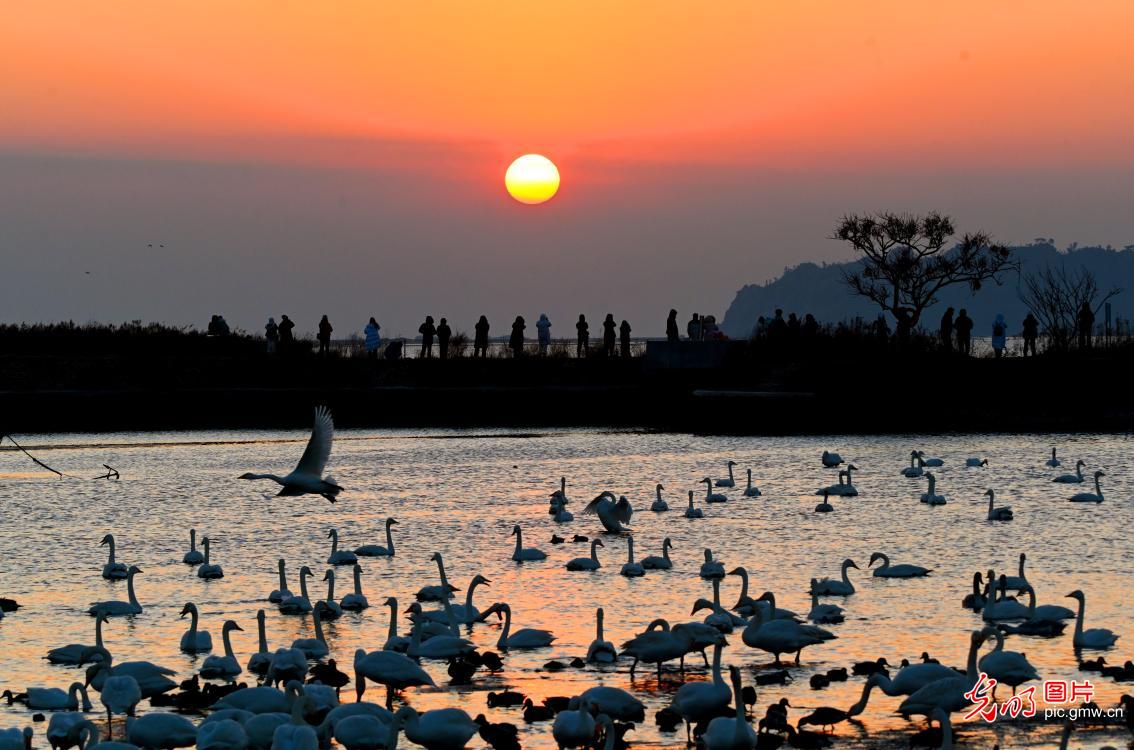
left=179, top=602, right=213, bottom=653
left=641, top=538, right=674, bottom=570
left=650, top=483, right=669, bottom=511
left=182, top=529, right=205, bottom=565
left=510, top=525, right=546, bottom=562
left=619, top=619, right=686, bottom=678
left=620, top=536, right=645, bottom=577
left=2, top=682, right=92, bottom=711
left=238, top=406, right=342, bottom=503
left=897, top=630, right=986, bottom=718
left=333, top=714, right=398, bottom=750
left=195, top=719, right=248, bottom=750
left=549, top=476, right=570, bottom=506
left=702, top=477, right=728, bottom=503
left=811, top=559, right=858, bottom=595
left=576, top=687, right=645, bottom=722
left=586, top=608, right=617, bottom=663
left=728, top=568, right=795, bottom=620
left=692, top=587, right=743, bottom=633
left=900, top=451, right=925, bottom=477
left=99, top=535, right=129, bottom=580
left=869, top=552, right=931, bottom=578
left=291, top=608, right=329, bottom=660
left=743, top=469, right=761, bottom=497
left=846, top=661, right=961, bottom=716
left=196, top=537, right=224, bottom=579
left=1023, top=586, right=1075, bottom=621
left=201, top=620, right=244, bottom=679
left=1002, top=553, right=1030, bottom=591
left=821, top=451, right=843, bottom=468
left=965, top=458, right=988, bottom=467
left=1066, top=590, right=1119, bottom=649
left=395, top=707, right=477, bottom=750
left=1069, top=471, right=1105, bottom=503
left=916, top=450, right=943, bottom=467
left=1046, top=447, right=1061, bottom=467
left=672, top=640, right=732, bottom=742
left=700, top=549, right=725, bottom=579
left=983, top=576, right=1029, bottom=621
left=317, top=569, right=343, bottom=620
left=818, top=465, right=858, bottom=496
left=355, top=518, right=397, bottom=557
left=1053, top=460, right=1086, bottom=484
left=715, top=461, right=738, bottom=488
left=381, top=598, right=410, bottom=653
left=47, top=611, right=109, bottom=665
left=88, top=566, right=143, bottom=616
left=271, top=696, right=319, bottom=750
left=327, top=529, right=358, bottom=566
left=279, top=567, right=314, bottom=614
left=406, top=604, right=474, bottom=659
left=341, top=564, right=370, bottom=611
left=552, top=699, right=595, bottom=748
left=986, top=489, right=1013, bottom=521
left=566, top=539, right=603, bottom=571
left=702, top=666, right=756, bottom=750
left=415, top=553, right=458, bottom=602
left=961, top=572, right=986, bottom=611
left=814, top=490, right=833, bottom=513
left=583, top=491, right=633, bottom=532
left=47, top=712, right=89, bottom=750
left=125, top=713, right=198, bottom=749
left=265, top=648, right=309, bottom=687
left=918, top=472, right=946, bottom=505
left=212, top=680, right=301, bottom=714
left=81, top=650, right=177, bottom=699
left=549, top=498, right=574, bottom=523
left=247, top=610, right=273, bottom=675
left=492, top=602, right=554, bottom=650
left=321, top=703, right=395, bottom=748
left=97, top=675, right=140, bottom=738
left=0, top=729, right=31, bottom=750
left=269, top=560, right=292, bottom=603
left=684, top=490, right=704, bottom=519
left=979, top=627, right=1039, bottom=696
left=808, top=582, right=845, bottom=623
left=740, top=605, right=829, bottom=665
left=421, top=574, right=490, bottom=624
left=353, top=649, right=434, bottom=708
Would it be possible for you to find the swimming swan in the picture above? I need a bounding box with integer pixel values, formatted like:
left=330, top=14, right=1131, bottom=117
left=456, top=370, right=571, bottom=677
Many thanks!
left=620, top=537, right=645, bottom=577
left=714, top=461, right=738, bottom=488
left=965, top=458, right=989, bottom=467
left=586, top=608, right=617, bottom=663
left=918, top=472, right=946, bottom=505
left=900, top=451, right=925, bottom=478
left=743, top=469, right=761, bottom=497
left=278, top=566, right=314, bottom=614
left=814, top=490, right=833, bottom=513
left=684, top=491, right=704, bottom=519
left=641, top=538, right=674, bottom=570
left=247, top=610, right=273, bottom=675
left=179, top=602, right=214, bottom=653
left=182, top=529, right=205, bottom=565
left=47, top=611, right=109, bottom=665
left=270, top=560, right=293, bottom=603
left=291, top=608, right=329, bottom=660
left=700, top=549, right=725, bottom=579
left=340, top=564, right=370, bottom=611
left=1069, top=471, right=1105, bottom=503
left=583, top=492, right=633, bottom=532
left=702, top=666, right=756, bottom=750
left=510, top=525, right=547, bottom=562
left=821, top=451, right=844, bottom=468
left=1066, top=590, right=1119, bottom=649
left=810, top=559, right=858, bottom=596
left=239, top=406, right=343, bottom=503
left=650, top=483, right=670, bottom=511
left=986, top=489, right=1013, bottom=521
left=1053, top=460, right=1086, bottom=484
left=200, top=620, right=244, bottom=679
left=355, top=518, right=398, bottom=557
left=869, top=552, right=931, bottom=578
left=415, top=553, right=458, bottom=602
left=326, top=529, right=358, bottom=566
left=317, top=569, right=343, bottom=620
left=1046, top=447, right=1061, bottom=467
left=88, top=566, right=143, bottom=617
left=702, top=478, right=728, bottom=503
left=196, top=537, right=224, bottom=579
left=100, top=535, right=129, bottom=580
left=492, top=602, right=555, bottom=650
left=978, top=627, right=1040, bottom=696
left=566, top=540, right=604, bottom=571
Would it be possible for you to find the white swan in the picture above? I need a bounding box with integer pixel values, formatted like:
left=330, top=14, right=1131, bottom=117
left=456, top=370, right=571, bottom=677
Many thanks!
left=195, top=719, right=248, bottom=750
left=869, top=552, right=931, bottom=578
left=983, top=576, right=1029, bottom=621
left=740, top=606, right=827, bottom=665
left=1053, top=460, right=1086, bottom=484
left=406, top=604, right=474, bottom=659
left=566, top=539, right=604, bottom=571
left=672, top=640, right=731, bottom=742
left=1046, top=447, right=1061, bottom=467
left=395, top=707, right=477, bottom=750
left=239, top=406, right=343, bottom=503
left=702, top=666, right=756, bottom=750
left=493, top=602, right=554, bottom=650
left=48, top=713, right=90, bottom=750
left=821, top=451, right=844, bottom=468
left=291, top=608, right=329, bottom=660
left=550, top=497, right=574, bottom=522
left=714, top=461, right=738, bottom=488
left=1023, top=586, right=1075, bottom=621
left=126, top=714, right=198, bottom=749
left=247, top=610, right=273, bottom=676
left=814, top=490, right=833, bottom=513
left=3, top=682, right=92, bottom=711
left=182, top=529, right=205, bottom=565
left=620, top=536, right=646, bottom=577
left=650, top=483, right=669, bottom=511
left=510, top=525, right=546, bottom=562
left=576, top=686, right=645, bottom=722
left=1066, top=590, right=1119, bottom=649
left=1069, top=470, right=1105, bottom=503
left=266, top=649, right=309, bottom=687
left=552, top=699, right=595, bottom=748
left=415, top=553, right=458, bottom=602
left=47, top=611, right=109, bottom=665
left=271, top=696, right=319, bottom=750
left=818, top=465, right=858, bottom=496
left=81, top=649, right=177, bottom=699
left=918, top=472, right=946, bottom=505
left=1002, top=553, right=1030, bottom=591
left=845, top=661, right=960, bottom=715
left=380, top=598, right=410, bottom=653
left=212, top=680, right=301, bottom=713
left=88, top=566, right=143, bottom=616
left=0, top=729, right=32, bottom=750
left=586, top=608, right=617, bottom=663
left=270, top=560, right=293, bottom=603
left=355, top=518, right=398, bottom=557
left=700, top=549, right=725, bottom=579
left=979, top=627, right=1039, bottom=696
left=618, top=619, right=687, bottom=678
left=897, top=630, right=986, bottom=718
left=810, top=559, right=858, bottom=596
left=918, top=450, right=944, bottom=467
left=327, top=529, right=358, bottom=566
left=684, top=490, right=704, bottom=519
left=179, top=602, right=213, bottom=653
left=333, top=714, right=397, bottom=750
left=986, top=489, right=1013, bottom=521
left=742, top=469, right=761, bottom=497
left=196, top=537, right=224, bottom=579
left=317, top=569, right=343, bottom=620
left=100, top=535, right=129, bottom=580
left=353, top=648, right=434, bottom=708
left=421, top=574, right=489, bottom=624
left=965, top=458, right=989, bottom=467
left=641, top=538, right=674, bottom=570
left=702, top=477, right=728, bottom=503
left=583, top=492, right=633, bottom=532
left=279, top=567, right=314, bottom=614
left=808, top=582, right=845, bottom=623
left=900, top=450, right=925, bottom=477
left=201, top=620, right=244, bottom=679
left=341, top=564, right=370, bottom=611
left=549, top=476, right=570, bottom=506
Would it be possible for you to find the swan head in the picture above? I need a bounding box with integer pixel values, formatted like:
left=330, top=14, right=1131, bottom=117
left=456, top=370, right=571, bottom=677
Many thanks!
left=430, top=552, right=443, bottom=563
left=1065, top=589, right=1085, bottom=601
left=511, top=525, right=520, bottom=536
left=727, top=567, right=744, bottom=576
left=701, top=477, right=711, bottom=484
left=386, top=517, right=398, bottom=527
left=327, top=529, right=337, bottom=539
left=847, top=464, right=858, bottom=471
left=985, top=489, right=994, bottom=497
left=727, top=461, right=737, bottom=467
left=471, top=574, right=491, bottom=586
left=868, top=552, right=885, bottom=567
left=383, top=596, right=397, bottom=607
left=663, top=537, right=673, bottom=549
left=299, top=566, right=313, bottom=578
left=703, top=549, right=714, bottom=561
left=223, top=620, right=243, bottom=633
left=323, top=569, right=334, bottom=582
left=99, top=534, right=113, bottom=546
left=238, top=473, right=258, bottom=480
left=126, top=565, right=142, bottom=575
left=593, top=539, right=605, bottom=548
left=404, top=602, right=422, bottom=615
left=179, top=603, right=194, bottom=618
left=691, top=598, right=715, bottom=615
left=1094, top=470, right=1106, bottom=478
left=843, top=558, right=859, bottom=570
left=656, top=483, right=664, bottom=490
left=257, top=609, right=266, bottom=621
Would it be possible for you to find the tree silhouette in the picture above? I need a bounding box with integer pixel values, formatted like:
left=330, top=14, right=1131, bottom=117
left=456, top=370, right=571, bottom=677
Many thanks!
left=834, top=212, right=1016, bottom=331
left=1019, top=266, right=1121, bottom=351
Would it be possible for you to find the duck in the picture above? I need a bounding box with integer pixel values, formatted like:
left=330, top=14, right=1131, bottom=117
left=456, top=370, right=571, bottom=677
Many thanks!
left=475, top=715, right=518, bottom=750
left=986, top=489, right=1014, bottom=521
left=743, top=469, right=761, bottom=497
left=200, top=620, right=244, bottom=679
left=583, top=491, right=633, bottom=532
left=810, top=559, right=858, bottom=596
left=715, top=461, right=738, bottom=488
left=641, top=537, right=674, bottom=570
left=247, top=610, right=273, bottom=676
left=552, top=699, right=595, bottom=748
left=179, top=602, right=214, bottom=653
left=196, top=537, right=224, bottom=579
left=650, top=483, right=670, bottom=511
left=47, top=610, right=110, bottom=665
left=354, top=518, right=398, bottom=557
left=821, top=451, right=843, bottom=468
left=269, top=559, right=293, bottom=603
left=900, top=450, right=926, bottom=477
left=566, top=539, right=604, bottom=571
left=1066, top=590, right=1120, bottom=649
left=416, top=553, right=459, bottom=602
left=2, top=682, right=92, bottom=711
left=291, top=607, right=329, bottom=660
left=491, top=602, right=555, bottom=650
left=182, top=529, right=205, bottom=565
left=99, top=535, right=129, bottom=580
left=586, top=608, right=618, bottom=663
left=1069, top=471, right=1105, bottom=503
left=814, top=491, right=833, bottom=513
left=340, top=564, right=370, bottom=611
left=797, top=706, right=850, bottom=733
left=978, top=627, right=1039, bottom=697
left=684, top=490, right=705, bottom=518
left=620, top=537, right=645, bottom=577
left=510, top=525, right=546, bottom=562
left=88, top=566, right=144, bottom=617
left=869, top=552, right=931, bottom=578
left=238, top=405, right=343, bottom=503
left=353, top=649, right=434, bottom=708
left=671, top=640, right=732, bottom=743
left=1046, top=447, right=1061, bottom=467
left=550, top=534, right=565, bottom=544
left=702, top=477, right=729, bottom=503
left=317, top=569, right=344, bottom=620
left=1053, top=460, right=1087, bottom=483
left=308, top=659, right=351, bottom=697
left=702, top=666, right=757, bottom=750
left=965, top=458, right=989, bottom=467
left=807, top=582, right=845, bottom=624
left=279, top=567, right=314, bottom=614
left=326, top=529, right=358, bottom=565
left=521, top=699, right=554, bottom=723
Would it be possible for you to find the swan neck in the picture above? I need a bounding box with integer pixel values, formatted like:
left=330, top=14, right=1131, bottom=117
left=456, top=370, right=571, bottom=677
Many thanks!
left=940, top=713, right=953, bottom=750
left=126, top=571, right=138, bottom=606
left=223, top=627, right=235, bottom=657
left=190, top=530, right=196, bottom=551
left=107, top=537, right=116, bottom=563
left=627, top=537, right=634, bottom=563
left=300, top=574, right=309, bottom=600
left=258, top=615, right=268, bottom=652
left=596, top=609, right=604, bottom=640
left=435, top=556, right=448, bottom=584
left=327, top=575, right=335, bottom=602
left=497, top=607, right=512, bottom=648
left=278, top=561, right=287, bottom=589
left=387, top=602, right=398, bottom=640
left=353, top=567, right=362, bottom=595
left=514, top=531, right=523, bottom=554
left=189, top=607, right=199, bottom=633
left=711, top=643, right=724, bottom=685
left=95, top=615, right=104, bottom=647
left=386, top=523, right=395, bottom=553
left=591, top=541, right=600, bottom=561
left=1074, top=597, right=1085, bottom=637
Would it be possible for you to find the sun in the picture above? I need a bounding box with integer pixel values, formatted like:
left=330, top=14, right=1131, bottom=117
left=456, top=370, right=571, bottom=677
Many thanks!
left=505, top=154, right=560, bottom=205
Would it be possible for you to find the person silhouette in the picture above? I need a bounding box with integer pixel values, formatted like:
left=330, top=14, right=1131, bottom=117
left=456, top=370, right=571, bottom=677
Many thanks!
left=687, top=313, right=701, bottom=341
left=474, top=315, right=490, bottom=358
left=1022, top=312, right=1039, bottom=357
left=602, top=314, right=617, bottom=357
left=768, top=309, right=787, bottom=339
left=265, top=317, right=279, bottom=354
left=619, top=319, right=632, bottom=357
left=666, top=309, right=680, bottom=343
left=436, top=317, right=452, bottom=360
left=939, top=307, right=954, bottom=353
left=1077, top=301, right=1095, bottom=348
left=509, top=316, right=526, bottom=359
left=418, top=315, right=436, bottom=358
left=991, top=314, right=1007, bottom=358
left=802, top=313, right=819, bottom=337
left=954, top=309, right=973, bottom=355
left=364, top=317, right=381, bottom=359
left=278, top=315, right=295, bottom=352
left=536, top=314, right=552, bottom=355
left=317, top=315, right=333, bottom=355
left=576, top=314, right=589, bottom=358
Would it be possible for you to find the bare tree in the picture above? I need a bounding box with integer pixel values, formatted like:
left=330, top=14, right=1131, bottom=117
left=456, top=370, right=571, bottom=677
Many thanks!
left=834, top=212, right=1016, bottom=333
left=1019, top=265, right=1121, bottom=351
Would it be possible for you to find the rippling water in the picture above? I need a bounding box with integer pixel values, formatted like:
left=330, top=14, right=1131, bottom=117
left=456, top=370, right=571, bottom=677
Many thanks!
left=1, top=428, right=1131, bottom=748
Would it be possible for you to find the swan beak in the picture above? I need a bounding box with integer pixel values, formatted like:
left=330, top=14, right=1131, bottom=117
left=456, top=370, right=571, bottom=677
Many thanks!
left=233, top=624, right=244, bottom=632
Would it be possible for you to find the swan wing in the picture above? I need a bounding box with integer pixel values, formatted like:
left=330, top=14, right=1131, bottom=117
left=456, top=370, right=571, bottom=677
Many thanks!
left=582, top=497, right=606, bottom=516
left=616, top=497, right=633, bottom=523
left=294, top=406, right=334, bottom=477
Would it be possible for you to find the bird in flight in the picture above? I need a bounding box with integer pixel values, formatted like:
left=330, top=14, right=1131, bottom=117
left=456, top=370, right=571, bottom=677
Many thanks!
left=239, top=406, right=343, bottom=503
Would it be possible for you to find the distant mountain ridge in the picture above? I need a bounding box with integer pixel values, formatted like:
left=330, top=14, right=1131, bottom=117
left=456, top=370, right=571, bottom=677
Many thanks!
left=721, top=242, right=1134, bottom=338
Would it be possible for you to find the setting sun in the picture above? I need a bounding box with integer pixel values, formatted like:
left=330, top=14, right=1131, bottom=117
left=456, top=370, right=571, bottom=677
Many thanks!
left=505, top=154, right=560, bottom=205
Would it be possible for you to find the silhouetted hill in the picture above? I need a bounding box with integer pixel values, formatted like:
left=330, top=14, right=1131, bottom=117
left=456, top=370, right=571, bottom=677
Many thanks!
left=721, top=242, right=1134, bottom=337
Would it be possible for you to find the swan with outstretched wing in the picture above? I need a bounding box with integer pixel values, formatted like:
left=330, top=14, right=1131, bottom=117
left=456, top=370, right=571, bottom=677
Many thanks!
left=239, top=406, right=343, bottom=503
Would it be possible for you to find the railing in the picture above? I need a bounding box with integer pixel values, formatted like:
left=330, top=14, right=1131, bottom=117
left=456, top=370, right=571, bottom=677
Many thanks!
left=326, top=337, right=659, bottom=359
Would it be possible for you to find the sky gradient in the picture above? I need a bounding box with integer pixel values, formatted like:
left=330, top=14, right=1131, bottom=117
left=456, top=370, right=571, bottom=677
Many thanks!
left=4, top=2, right=1134, bottom=337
